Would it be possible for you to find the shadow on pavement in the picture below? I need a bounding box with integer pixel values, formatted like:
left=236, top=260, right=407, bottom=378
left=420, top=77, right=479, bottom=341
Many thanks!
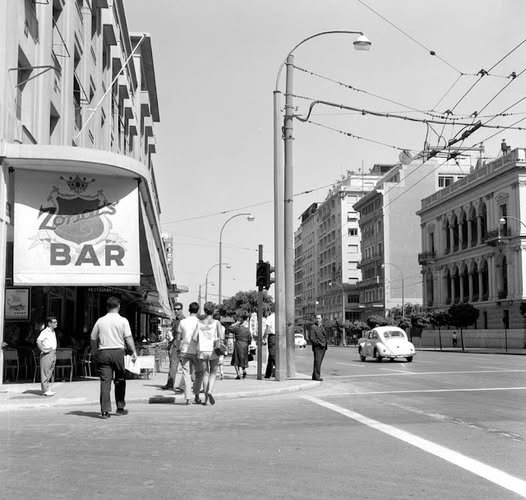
left=22, top=390, right=43, bottom=396
left=148, top=396, right=175, bottom=404
left=65, top=410, right=103, bottom=419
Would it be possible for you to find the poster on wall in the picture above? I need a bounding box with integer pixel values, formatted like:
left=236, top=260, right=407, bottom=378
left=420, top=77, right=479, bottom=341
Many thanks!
left=14, top=171, right=140, bottom=285
left=5, top=288, right=30, bottom=320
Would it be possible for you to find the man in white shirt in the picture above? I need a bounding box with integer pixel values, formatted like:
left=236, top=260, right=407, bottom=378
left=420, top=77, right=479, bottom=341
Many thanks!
left=36, top=316, right=58, bottom=396
left=90, top=296, right=137, bottom=419
left=264, top=306, right=276, bottom=378
left=173, top=302, right=201, bottom=404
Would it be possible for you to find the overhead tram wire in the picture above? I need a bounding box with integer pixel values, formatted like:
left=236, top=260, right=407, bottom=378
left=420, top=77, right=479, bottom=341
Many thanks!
left=355, top=0, right=463, bottom=74
left=306, top=119, right=412, bottom=152
left=161, top=182, right=336, bottom=225
left=292, top=97, right=526, bottom=131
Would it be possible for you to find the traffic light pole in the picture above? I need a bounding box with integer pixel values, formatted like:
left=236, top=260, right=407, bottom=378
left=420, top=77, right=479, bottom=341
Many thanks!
left=257, top=245, right=264, bottom=380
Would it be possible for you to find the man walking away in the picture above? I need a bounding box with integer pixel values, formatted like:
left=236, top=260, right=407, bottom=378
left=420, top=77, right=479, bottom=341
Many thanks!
left=173, top=302, right=201, bottom=405
left=36, top=316, right=58, bottom=396
left=90, top=296, right=137, bottom=419
left=309, top=314, right=328, bottom=381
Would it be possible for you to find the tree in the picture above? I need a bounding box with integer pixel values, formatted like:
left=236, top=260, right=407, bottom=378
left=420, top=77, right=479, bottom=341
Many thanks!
left=448, top=303, right=479, bottom=351
left=219, top=290, right=273, bottom=318
left=429, top=310, right=451, bottom=350
left=366, top=315, right=393, bottom=328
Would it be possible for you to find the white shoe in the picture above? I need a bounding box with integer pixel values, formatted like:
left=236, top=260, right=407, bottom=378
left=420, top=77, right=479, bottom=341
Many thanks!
left=43, top=391, right=55, bottom=397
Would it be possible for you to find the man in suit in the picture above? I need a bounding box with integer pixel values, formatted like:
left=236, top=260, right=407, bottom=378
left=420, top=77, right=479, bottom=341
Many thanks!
left=309, top=314, right=328, bottom=381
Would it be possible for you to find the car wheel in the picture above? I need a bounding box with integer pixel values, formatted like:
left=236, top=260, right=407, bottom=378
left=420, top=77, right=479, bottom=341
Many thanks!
left=406, top=356, right=413, bottom=362
left=374, top=349, right=383, bottom=362
left=359, top=348, right=366, bottom=362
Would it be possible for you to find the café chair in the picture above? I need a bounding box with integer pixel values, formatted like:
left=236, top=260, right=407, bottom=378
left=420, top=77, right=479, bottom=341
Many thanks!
left=32, top=349, right=41, bottom=383
left=54, top=348, right=73, bottom=382
left=3, top=349, right=19, bottom=382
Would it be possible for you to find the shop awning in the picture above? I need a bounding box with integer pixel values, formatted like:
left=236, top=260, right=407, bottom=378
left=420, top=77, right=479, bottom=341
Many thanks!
left=139, top=203, right=173, bottom=319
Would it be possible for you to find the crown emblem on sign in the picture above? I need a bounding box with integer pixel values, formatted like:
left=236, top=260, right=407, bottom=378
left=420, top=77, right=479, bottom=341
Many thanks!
left=60, top=175, right=95, bottom=194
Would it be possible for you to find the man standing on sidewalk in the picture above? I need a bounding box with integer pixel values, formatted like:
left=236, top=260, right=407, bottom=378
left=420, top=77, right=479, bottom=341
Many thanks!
left=162, top=303, right=185, bottom=390
left=36, top=316, right=58, bottom=396
left=309, top=314, right=328, bottom=381
left=90, top=296, right=137, bottom=419
left=264, top=306, right=276, bottom=379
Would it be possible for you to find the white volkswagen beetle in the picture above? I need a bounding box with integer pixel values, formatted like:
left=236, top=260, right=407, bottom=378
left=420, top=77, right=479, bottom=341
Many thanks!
left=358, top=326, right=415, bottom=362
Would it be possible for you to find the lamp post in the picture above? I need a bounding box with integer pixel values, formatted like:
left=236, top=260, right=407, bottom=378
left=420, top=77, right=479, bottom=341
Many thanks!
left=218, top=214, right=254, bottom=305
left=499, top=215, right=526, bottom=232
left=274, top=30, right=371, bottom=379
left=382, top=263, right=405, bottom=318
left=205, top=263, right=230, bottom=303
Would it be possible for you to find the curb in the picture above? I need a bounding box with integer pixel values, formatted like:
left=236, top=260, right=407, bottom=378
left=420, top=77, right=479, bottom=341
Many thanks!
left=0, top=380, right=321, bottom=411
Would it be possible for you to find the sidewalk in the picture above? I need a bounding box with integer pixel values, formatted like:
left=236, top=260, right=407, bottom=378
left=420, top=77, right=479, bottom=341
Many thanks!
left=0, top=362, right=320, bottom=412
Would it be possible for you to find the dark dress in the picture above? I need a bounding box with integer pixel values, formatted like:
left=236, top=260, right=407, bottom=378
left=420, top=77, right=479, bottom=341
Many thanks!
left=229, top=324, right=251, bottom=369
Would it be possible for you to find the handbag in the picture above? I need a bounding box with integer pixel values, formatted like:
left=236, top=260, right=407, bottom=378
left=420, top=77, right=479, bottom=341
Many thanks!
left=213, top=339, right=227, bottom=356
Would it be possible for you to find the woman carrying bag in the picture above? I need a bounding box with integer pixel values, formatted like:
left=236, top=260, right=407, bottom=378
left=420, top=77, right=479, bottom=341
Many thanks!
left=228, top=310, right=251, bottom=380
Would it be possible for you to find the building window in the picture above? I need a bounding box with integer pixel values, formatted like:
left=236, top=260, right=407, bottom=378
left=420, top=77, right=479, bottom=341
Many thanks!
left=438, top=176, right=454, bottom=188
left=348, top=228, right=358, bottom=236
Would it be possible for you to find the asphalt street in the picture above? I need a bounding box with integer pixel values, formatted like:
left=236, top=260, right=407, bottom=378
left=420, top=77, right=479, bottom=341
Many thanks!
left=1, top=349, right=525, bottom=499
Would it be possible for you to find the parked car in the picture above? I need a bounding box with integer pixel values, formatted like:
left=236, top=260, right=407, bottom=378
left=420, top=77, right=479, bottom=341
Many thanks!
left=294, top=333, right=307, bottom=348
left=358, top=326, right=415, bottom=362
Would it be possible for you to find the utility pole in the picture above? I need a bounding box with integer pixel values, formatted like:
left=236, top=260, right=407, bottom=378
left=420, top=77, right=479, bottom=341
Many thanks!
left=257, top=245, right=264, bottom=380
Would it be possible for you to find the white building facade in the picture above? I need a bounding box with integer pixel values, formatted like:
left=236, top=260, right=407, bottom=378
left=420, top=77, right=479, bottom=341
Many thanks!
left=0, top=0, right=173, bottom=382
left=418, top=147, right=526, bottom=337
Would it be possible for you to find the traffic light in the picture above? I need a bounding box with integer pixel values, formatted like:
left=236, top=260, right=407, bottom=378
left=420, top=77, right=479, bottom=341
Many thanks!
left=256, top=261, right=268, bottom=290
left=256, top=261, right=275, bottom=290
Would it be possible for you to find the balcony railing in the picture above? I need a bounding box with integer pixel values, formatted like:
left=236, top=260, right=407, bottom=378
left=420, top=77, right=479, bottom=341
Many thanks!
left=418, top=250, right=436, bottom=265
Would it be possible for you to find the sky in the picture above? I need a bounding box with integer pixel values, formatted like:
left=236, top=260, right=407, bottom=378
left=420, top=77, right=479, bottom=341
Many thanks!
left=124, top=0, right=526, bottom=307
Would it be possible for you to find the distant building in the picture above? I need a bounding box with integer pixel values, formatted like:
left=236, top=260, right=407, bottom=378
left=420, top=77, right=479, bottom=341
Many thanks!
left=294, top=170, right=381, bottom=325
left=417, top=146, right=526, bottom=333
left=355, top=155, right=469, bottom=321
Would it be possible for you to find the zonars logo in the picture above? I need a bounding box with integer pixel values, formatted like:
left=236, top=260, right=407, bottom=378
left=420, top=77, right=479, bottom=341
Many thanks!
left=31, top=175, right=127, bottom=267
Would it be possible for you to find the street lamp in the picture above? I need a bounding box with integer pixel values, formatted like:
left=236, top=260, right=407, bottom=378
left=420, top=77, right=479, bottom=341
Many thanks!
left=499, top=215, right=526, bottom=232
left=382, top=263, right=405, bottom=318
left=205, top=263, right=230, bottom=303
left=329, top=281, right=347, bottom=346
left=218, top=213, right=254, bottom=304
left=274, top=30, right=371, bottom=379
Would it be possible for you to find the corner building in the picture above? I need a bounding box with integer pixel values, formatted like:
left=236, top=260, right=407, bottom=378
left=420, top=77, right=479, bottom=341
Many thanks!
left=417, top=147, right=526, bottom=341
left=0, top=0, right=173, bottom=383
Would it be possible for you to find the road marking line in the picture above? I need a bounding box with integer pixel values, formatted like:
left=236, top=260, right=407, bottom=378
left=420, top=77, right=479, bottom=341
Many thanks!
left=380, top=368, right=409, bottom=373
left=336, top=362, right=365, bottom=368
left=303, top=395, right=526, bottom=498
left=335, top=369, right=526, bottom=378
left=318, top=386, right=526, bottom=396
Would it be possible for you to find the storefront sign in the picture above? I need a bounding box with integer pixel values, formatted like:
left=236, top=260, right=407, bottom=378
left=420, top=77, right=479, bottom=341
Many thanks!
left=5, top=288, right=30, bottom=320
left=14, top=171, right=140, bottom=285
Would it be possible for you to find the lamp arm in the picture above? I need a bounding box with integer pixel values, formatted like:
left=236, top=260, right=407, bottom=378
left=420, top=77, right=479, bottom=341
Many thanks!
left=275, top=30, right=364, bottom=90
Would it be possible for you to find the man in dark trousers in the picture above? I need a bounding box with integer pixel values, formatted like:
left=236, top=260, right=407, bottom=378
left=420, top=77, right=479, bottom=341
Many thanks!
left=90, top=296, right=137, bottom=419
left=309, top=313, right=328, bottom=381
left=162, top=302, right=185, bottom=390
left=264, top=306, right=276, bottom=379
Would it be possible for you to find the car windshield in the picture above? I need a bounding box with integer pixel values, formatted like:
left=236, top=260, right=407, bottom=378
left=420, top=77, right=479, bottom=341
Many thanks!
left=383, top=331, right=405, bottom=339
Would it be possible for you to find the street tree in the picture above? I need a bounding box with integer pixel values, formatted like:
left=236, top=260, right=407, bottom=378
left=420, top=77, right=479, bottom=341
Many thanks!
left=220, top=290, right=273, bottom=319
left=366, top=315, right=393, bottom=328
left=448, top=303, right=479, bottom=351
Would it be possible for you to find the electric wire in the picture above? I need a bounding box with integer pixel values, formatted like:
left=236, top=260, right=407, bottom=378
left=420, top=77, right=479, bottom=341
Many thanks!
left=355, top=0, right=463, bottom=74
left=306, top=119, right=411, bottom=152
left=161, top=182, right=336, bottom=225
left=292, top=96, right=526, bottom=131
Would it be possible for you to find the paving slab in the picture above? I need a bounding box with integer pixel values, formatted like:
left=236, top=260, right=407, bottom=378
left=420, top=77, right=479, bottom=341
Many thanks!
left=0, top=361, right=319, bottom=411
